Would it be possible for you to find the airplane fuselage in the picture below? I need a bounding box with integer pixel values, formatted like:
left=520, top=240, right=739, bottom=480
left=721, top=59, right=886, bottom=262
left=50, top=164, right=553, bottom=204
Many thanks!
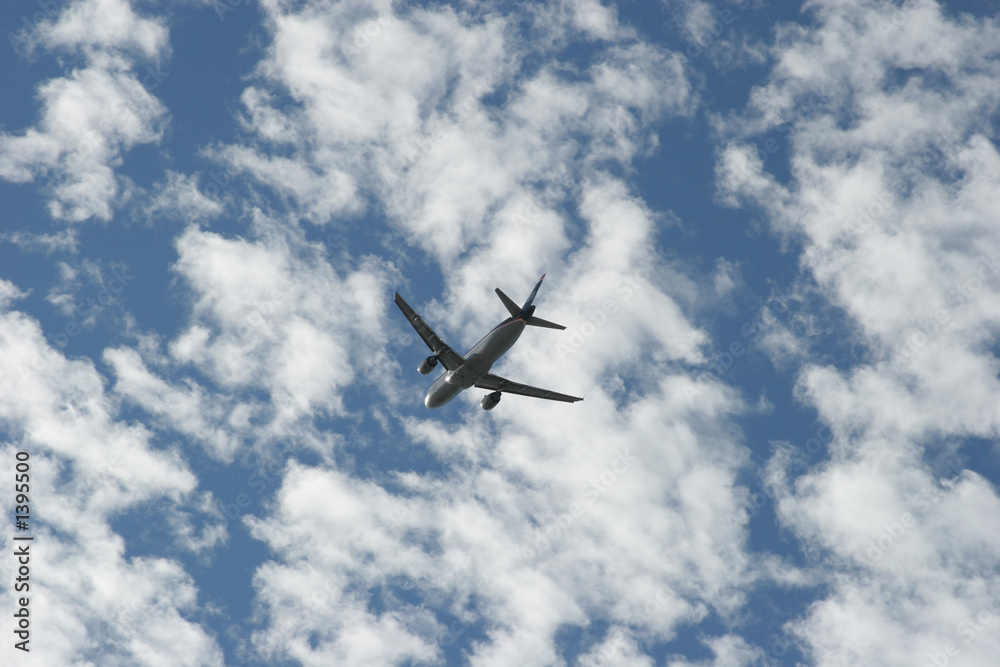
left=425, top=316, right=527, bottom=408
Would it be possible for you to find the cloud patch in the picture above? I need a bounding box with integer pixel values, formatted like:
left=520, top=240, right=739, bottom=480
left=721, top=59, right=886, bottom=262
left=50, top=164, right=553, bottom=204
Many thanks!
left=0, top=0, right=170, bottom=222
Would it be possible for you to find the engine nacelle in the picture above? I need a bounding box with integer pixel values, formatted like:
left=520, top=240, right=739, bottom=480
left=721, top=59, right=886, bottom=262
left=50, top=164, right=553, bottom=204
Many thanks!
left=480, top=391, right=502, bottom=411
left=417, top=356, right=438, bottom=375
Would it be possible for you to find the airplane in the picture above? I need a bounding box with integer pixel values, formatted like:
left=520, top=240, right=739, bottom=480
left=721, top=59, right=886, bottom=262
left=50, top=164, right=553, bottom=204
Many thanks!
left=394, top=274, right=584, bottom=410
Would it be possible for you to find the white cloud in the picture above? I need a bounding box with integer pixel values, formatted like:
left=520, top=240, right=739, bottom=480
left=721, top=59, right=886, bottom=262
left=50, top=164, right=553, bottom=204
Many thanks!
left=246, top=371, right=756, bottom=664
left=218, top=0, right=693, bottom=267
left=769, top=441, right=1000, bottom=666
left=104, top=346, right=242, bottom=461
left=664, top=633, right=765, bottom=667
left=30, top=0, right=168, bottom=61
left=0, top=279, right=29, bottom=309
left=716, top=0, right=1000, bottom=438
left=0, top=229, right=79, bottom=254
left=0, top=294, right=223, bottom=665
left=715, top=0, right=1000, bottom=664
left=144, top=170, right=225, bottom=223
left=712, top=257, right=740, bottom=297
left=567, top=0, right=623, bottom=41
left=0, top=0, right=169, bottom=223
left=100, top=220, right=401, bottom=449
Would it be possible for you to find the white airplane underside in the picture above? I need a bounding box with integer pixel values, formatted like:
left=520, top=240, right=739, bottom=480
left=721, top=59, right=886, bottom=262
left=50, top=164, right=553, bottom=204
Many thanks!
left=394, top=274, right=583, bottom=410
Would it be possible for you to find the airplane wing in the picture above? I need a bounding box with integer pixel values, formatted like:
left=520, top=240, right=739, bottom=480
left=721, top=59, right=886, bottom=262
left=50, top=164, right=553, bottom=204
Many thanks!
left=475, top=373, right=583, bottom=403
left=393, top=293, right=466, bottom=371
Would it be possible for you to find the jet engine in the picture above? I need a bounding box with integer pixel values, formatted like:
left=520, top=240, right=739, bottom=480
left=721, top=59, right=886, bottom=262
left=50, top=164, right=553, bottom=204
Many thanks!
left=417, top=356, right=438, bottom=375
left=480, top=391, right=502, bottom=411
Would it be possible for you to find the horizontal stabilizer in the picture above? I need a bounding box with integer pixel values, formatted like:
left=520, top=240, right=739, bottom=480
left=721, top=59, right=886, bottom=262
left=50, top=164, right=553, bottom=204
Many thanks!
left=495, top=288, right=520, bottom=317
left=525, top=315, right=565, bottom=330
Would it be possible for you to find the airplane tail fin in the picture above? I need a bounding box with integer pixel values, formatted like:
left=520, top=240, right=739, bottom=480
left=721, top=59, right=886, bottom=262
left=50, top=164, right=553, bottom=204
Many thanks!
left=522, top=273, right=546, bottom=311
left=495, top=288, right=520, bottom=317
left=496, top=273, right=566, bottom=327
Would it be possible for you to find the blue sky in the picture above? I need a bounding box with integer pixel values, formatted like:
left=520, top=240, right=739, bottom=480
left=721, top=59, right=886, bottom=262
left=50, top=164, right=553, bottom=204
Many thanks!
left=2, top=0, right=1000, bottom=665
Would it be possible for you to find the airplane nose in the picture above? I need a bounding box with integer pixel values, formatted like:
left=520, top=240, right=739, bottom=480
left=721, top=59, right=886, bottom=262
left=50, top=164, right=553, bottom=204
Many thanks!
left=424, top=375, right=457, bottom=408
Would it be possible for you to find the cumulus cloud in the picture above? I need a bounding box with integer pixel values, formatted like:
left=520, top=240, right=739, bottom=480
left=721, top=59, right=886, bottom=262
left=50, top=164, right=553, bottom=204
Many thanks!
left=0, top=0, right=169, bottom=222
left=28, top=0, right=168, bottom=60
left=143, top=170, right=226, bottom=223
left=715, top=0, right=1000, bottom=663
left=175, top=226, right=392, bottom=408
left=104, top=346, right=243, bottom=461
left=97, top=218, right=402, bottom=461
left=0, top=291, right=223, bottom=665
left=246, top=374, right=754, bottom=665
left=214, top=0, right=693, bottom=265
